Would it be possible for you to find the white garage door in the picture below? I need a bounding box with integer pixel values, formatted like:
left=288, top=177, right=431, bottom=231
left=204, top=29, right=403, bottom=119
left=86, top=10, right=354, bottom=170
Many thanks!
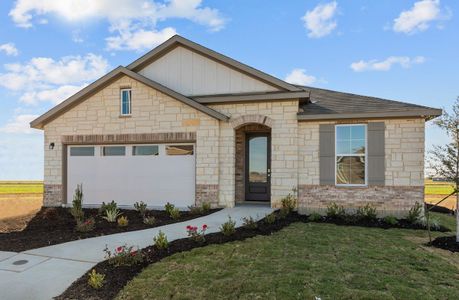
left=67, top=144, right=195, bottom=208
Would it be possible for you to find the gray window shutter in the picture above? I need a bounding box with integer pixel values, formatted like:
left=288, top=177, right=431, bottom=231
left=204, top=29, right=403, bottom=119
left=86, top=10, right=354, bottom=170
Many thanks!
left=319, top=124, right=335, bottom=185
left=367, top=122, right=385, bottom=185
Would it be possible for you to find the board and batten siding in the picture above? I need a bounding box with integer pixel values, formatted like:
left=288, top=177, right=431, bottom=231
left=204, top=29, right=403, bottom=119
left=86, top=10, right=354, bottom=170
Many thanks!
left=138, top=46, right=280, bottom=96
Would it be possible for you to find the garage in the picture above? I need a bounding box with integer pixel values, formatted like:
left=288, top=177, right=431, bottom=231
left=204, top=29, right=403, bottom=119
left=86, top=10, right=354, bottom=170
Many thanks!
left=67, top=143, right=195, bottom=208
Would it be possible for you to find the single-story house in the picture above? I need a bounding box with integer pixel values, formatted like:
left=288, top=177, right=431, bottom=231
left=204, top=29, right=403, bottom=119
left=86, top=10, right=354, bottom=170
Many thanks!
left=31, top=35, right=442, bottom=215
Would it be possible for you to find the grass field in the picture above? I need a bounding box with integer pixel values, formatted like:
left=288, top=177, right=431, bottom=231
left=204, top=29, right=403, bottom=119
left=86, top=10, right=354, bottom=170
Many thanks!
left=425, top=179, right=457, bottom=210
left=118, top=217, right=458, bottom=300
left=0, top=181, right=43, bottom=194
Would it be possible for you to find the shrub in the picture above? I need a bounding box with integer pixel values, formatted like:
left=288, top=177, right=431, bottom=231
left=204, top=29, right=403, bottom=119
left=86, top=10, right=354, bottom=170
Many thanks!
left=326, top=202, right=346, bottom=219
left=134, top=201, right=148, bottom=217
left=76, top=217, right=96, bottom=232
left=356, top=204, right=377, bottom=222
left=188, top=205, right=203, bottom=215
left=428, top=216, right=441, bottom=231
left=164, top=202, right=175, bottom=215
left=264, top=213, right=276, bottom=224
left=99, top=200, right=117, bottom=215
left=242, top=216, right=258, bottom=229
left=103, top=206, right=122, bottom=223
left=104, top=244, right=143, bottom=267
left=70, top=184, right=84, bottom=222
left=308, top=212, right=322, bottom=222
left=186, top=224, right=208, bottom=242
left=220, top=216, right=236, bottom=236
left=169, top=207, right=181, bottom=220
left=143, top=216, right=156, bottom=225
left=117, top=216, right=129, bottom=227
left=153, top=231, right=168, bottom=250
left=88, top=269, right=105, bottom=289
left=201, top=202, right=211, bottom=213
left=406, top=202, right=423, bottom=224
left=383, top=215, right=399, bottom=226
left=281, top=189, right=297, bottom=213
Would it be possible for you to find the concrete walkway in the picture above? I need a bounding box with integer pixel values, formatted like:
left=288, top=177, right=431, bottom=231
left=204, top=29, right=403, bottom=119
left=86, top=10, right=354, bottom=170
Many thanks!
left=0, top=206, right=272, bottom=300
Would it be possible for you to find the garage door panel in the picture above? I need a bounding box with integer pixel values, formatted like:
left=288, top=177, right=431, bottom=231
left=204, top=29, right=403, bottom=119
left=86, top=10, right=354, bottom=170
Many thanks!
left=67, top=144, right=195, bottom=208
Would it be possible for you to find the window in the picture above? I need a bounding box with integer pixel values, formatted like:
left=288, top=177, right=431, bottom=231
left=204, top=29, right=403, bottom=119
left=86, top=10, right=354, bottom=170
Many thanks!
left=133, top=145, right=159, bottom=156
left=70, top=147, right=95, bottom=156
left=335, top=124, right=366, bottom=185
left=166, top=145, right=194, bottom=156
left=120, top=89, right=131, bottom=115
left=102, top=146, right=125, bottom=156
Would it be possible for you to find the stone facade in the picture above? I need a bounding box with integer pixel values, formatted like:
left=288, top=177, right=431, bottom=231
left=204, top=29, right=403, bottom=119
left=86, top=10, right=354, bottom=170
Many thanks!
left=195, top=184, right=219, bottom=208
left=44, top=184, right=63, bottom=206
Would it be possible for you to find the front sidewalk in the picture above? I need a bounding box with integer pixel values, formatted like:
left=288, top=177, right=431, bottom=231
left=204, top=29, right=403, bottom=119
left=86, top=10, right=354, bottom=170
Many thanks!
left=0, top=206, right=272, bottom=300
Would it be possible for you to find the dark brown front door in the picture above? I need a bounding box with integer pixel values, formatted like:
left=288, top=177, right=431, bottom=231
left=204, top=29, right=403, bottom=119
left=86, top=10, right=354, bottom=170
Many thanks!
left=245, top=133, right=271, bottom=201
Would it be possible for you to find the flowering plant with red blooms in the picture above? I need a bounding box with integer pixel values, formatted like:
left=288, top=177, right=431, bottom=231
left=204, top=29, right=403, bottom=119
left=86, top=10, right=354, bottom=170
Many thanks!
left=186, top=224, right=208, bottom=243
left=103, top=244, right=143, bottom=266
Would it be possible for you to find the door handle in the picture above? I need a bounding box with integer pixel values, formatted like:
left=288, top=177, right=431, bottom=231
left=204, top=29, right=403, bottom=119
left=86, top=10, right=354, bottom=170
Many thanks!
left=267, top=169, right=271, bottom=177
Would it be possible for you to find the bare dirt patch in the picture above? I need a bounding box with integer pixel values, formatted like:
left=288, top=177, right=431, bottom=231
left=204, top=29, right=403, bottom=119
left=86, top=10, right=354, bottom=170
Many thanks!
left=0, top=194, right=43, bottom=232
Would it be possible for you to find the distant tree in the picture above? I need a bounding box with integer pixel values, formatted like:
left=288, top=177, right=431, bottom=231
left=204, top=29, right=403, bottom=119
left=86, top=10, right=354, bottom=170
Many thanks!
left=429, top=96, right=459, bottom=242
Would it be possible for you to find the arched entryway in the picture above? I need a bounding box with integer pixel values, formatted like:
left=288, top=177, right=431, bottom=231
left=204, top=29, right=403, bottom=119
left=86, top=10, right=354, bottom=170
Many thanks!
left=234, top=121, right=272, bottom=204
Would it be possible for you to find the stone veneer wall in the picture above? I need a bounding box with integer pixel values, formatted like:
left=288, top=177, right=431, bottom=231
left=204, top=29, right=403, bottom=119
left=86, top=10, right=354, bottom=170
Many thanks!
left=297, top=118, right=426, bottom=216
left=43, top=75, right=220, bottom=206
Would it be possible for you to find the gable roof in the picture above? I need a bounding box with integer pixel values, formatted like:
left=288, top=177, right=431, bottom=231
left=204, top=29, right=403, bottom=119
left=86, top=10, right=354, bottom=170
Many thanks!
left=127, top=35, right=302, bottom=93
left=297, top=86, right=442, bottom=121
left=30, top=67, right=229, bottom=129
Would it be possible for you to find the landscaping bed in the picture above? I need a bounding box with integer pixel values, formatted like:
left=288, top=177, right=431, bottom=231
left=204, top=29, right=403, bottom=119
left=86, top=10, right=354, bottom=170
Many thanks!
left=430, top=235, right=459, bottom=252
left=0, top=206, right=219, bottom=252
left=57, top=209, right=451, bottom=300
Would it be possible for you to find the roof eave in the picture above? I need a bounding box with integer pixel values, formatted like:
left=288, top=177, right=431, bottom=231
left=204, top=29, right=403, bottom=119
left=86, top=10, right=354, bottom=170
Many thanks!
left=297, top=109, right=443, bottom=122
left=193, top=91, right=310, bottom=104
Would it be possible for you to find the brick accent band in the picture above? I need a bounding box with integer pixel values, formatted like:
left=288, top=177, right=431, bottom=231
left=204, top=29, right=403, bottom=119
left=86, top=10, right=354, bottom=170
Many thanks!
left=196, top=184, right=219, bottom=208
left=61, top=132, right=196, bottom=145
left=298, top=185, right=424, bottom=217
left=230, top=114, right=273, bottom=129
left=44, top=184, right=63, bottom=206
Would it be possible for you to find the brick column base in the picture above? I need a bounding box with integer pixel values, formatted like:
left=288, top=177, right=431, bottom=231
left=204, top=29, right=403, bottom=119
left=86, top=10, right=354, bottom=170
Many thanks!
left=196, top=184, right=219, bottom=208
left=44, top=184, right=63, bottom=207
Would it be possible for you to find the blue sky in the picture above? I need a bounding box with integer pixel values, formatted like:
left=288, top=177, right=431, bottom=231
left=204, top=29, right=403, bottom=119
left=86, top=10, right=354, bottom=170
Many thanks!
left=0, top=0, right=457, bottom=180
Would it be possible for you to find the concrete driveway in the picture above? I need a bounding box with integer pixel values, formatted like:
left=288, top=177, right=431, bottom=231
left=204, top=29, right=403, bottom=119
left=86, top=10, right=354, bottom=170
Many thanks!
left=0, top=206, right=272, bottom=300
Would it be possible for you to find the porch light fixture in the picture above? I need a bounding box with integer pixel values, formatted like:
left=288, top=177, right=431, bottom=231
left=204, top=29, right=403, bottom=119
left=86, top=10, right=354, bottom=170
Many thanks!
left=49, top=142, right=55, bottom=150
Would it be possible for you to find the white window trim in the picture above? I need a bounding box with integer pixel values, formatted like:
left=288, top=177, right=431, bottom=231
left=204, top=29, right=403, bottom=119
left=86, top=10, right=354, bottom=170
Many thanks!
left=120, top=88, right=132, bottom=116
left=334, top=124, right=368, bottom=187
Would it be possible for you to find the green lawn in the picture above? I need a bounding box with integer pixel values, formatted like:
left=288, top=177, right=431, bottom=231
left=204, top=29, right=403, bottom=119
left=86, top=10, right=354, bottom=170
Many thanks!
left=118, top=217, right=458, bottom=300
left=0, top=181, right=43, bottom=194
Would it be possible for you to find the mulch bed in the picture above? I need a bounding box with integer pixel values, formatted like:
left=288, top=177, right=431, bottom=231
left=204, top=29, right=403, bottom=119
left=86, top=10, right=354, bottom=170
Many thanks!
left=57, top=211, right=451, bottom=300
left=429, top=236, right=459, bottom=252
left=0, top=207, right=219, bottom=252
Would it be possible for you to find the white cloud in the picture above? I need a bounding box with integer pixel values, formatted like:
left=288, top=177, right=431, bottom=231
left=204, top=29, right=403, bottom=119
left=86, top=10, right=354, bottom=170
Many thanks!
left=0, top=54, right=109, bottom=91
left=0, top=43, right=19, bottom=56
left=106, top=25, right=177, bottom=52
left=19, top=84, right=87, bottom=105
left=393, top=0, right=449, bottom=34
left=0, top=114, right=39, bottom=134
left=285, top=69, right=317, bottom=86
left=350, top=56, right=426, bottom=72
left=302, top=1, right=338, bottom=38
left=9, top=0, right=226, bottom=51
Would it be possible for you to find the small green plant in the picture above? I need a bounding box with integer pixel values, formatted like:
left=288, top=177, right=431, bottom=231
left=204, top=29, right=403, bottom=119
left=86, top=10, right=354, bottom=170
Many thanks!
left=220, top=216, right=236, bottom=236
left=428, top=216, right=441, bottom=231
left=201, top=202, right=211, bottom=213
left=281, top=188, right=297, bottom=213
left=264, top=213, right=276, bottom=224
left=153, top=231, right=168, bottom=250
left=103, top=206, right=122, bottom=223
left=143, top=215, right=156, bottom=225
left=117, top=216, right=129, bottom=227
left=76, top=217, right=96, bottom=232
left=104, top=244, right=143, bottom=266
left=308, top=212, right=322, bottom=222
left=188, top=205, right=203, bottom=215
left=383, top=215, right=399, bottom=226
left=406, top=202, right=423, bottom=224
left=70, top=184, right=84, bottom=222
left=164, top=202, right=175, bottom=215
left=169, top=207, right=181, bottom=220
left=186, top=224, right=208, bottom=242
left=134, top=201, right=148, bottom=217
left=99, top=200, right=117, bottom=215
left=88, top=269, right=105, bottom=289
left=326, top=202, right=346, bottom=219
left=356, top=204, right=377, bottom=221
left=242, top=216, right=258, bottom=229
